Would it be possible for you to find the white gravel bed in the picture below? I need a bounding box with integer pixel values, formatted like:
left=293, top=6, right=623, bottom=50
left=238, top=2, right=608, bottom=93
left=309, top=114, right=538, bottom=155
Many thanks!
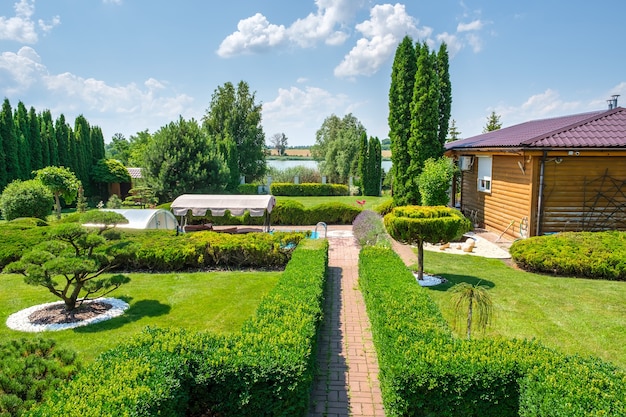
left=424, top=233, right=511, bottom=259
left=6, top=298, right=129, bottom=332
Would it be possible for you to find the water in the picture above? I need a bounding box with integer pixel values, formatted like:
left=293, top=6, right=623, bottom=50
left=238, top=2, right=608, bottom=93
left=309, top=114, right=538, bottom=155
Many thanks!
left=267, top=159, right=393, bottom=172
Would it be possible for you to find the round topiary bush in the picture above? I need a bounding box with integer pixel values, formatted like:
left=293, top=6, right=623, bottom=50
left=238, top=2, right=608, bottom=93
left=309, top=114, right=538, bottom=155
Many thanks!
left=0, top=179, right=54, bottom=221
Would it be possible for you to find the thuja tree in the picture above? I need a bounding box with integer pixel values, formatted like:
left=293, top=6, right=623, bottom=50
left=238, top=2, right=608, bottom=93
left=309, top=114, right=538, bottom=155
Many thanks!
left=384, top=206, right=471, bottom=280
left=4, top=222, right=130, bottom=311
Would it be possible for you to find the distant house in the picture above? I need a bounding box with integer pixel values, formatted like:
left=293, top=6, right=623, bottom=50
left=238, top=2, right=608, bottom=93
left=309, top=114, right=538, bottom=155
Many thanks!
left=445, top=106, right=626, bottom=239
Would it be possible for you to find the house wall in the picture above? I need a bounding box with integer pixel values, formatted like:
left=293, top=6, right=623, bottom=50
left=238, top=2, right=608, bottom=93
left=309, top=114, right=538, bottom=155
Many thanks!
left=540, top=155, right=626, bottom=233
left=460, top=153, right=534, bottom=240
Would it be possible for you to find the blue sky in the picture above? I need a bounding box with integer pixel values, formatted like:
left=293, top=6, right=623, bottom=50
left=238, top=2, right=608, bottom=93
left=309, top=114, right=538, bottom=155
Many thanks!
left=1, top=0, right=625, bottom=147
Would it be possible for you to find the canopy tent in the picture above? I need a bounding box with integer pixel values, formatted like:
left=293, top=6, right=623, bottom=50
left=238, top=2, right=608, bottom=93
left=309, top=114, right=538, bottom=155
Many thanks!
left=170, top=194, right=276, bottom=232
left=86, top=209, right=178, bottom=230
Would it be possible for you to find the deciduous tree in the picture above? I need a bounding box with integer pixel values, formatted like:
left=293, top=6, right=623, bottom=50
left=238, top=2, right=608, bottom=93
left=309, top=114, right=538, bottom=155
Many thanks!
left=269, top=132, right=288, bottom=156
left=34, top=166, right=81, bottom=219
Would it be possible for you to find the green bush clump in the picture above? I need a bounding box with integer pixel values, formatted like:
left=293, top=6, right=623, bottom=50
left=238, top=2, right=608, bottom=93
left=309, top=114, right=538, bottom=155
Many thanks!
left=0, top=338, right=80, bottom=417
left=0, top=179, right=53, bottom=221
left=359, top=246, right=626, bottom=416
left=270, top=200, right=360, bottom=225
left=510, top=231, right=626, bottom=280
left=270, top=182, right=349, bottom=196
left=28, top=239, right=329, bottom=416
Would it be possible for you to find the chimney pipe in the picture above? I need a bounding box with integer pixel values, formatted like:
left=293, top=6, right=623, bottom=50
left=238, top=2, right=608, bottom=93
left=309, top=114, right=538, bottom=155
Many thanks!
left=608, top=95, right=620, bottom=109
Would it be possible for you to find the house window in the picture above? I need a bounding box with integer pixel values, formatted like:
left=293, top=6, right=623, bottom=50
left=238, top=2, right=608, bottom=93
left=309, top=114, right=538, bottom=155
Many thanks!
left=477, top=156, right=492, bottom=193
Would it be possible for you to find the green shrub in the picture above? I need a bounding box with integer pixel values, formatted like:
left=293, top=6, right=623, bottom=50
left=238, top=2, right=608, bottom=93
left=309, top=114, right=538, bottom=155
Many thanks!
left=510, top=231, right=626, bottom=281
left=359, top=246, right=626, bottom=416
left=0, top=220, right=49, bottom=269
left=270, top=182, right=349, bottom=196
left=0, top=338, right=80, bottom=417
left=352, top=210, right=390, bottom=247
left=237, top=184, right=259, bottom=195
left=417, top=157, right=456, bottom=206
left=270, top=200, right=307, bottom=225
left=28, top=239, right=329, bottom=416
left=0, top=179, right=53, bottom=221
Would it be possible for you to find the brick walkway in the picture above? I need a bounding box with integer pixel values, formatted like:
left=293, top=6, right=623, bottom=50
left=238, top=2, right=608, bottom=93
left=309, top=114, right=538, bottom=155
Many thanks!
left=307, top=233, right=385, bottom=417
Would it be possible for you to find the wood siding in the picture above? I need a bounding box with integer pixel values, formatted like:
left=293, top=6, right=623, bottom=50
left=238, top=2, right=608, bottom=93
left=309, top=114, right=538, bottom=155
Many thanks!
left=460, top=154, right=533, bottom=240
left=540, top=156, right=626, bottom=233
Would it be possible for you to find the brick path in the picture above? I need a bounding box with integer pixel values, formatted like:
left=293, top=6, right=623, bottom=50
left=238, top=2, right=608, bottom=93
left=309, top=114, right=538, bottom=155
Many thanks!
left=307, top=233, right=385, bottom=417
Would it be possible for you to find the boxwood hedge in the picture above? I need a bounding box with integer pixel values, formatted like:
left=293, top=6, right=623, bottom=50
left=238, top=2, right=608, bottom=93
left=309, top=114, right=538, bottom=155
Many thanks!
left=26, top=239, right=328, bottom=416
left=510, top=231, right=626, bottom=280
left=359, top=246, right=626, bottom=417
left=270, top=182, right=349, bottom=196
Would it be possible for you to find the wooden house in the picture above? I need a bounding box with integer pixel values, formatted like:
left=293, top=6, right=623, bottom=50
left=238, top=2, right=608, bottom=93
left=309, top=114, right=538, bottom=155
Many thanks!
left=444, top=106, right=626, bottom=240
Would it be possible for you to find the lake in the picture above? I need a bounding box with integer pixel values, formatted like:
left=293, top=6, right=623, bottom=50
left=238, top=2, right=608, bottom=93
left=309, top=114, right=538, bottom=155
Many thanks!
left=267, top=159, right=393, bottom=172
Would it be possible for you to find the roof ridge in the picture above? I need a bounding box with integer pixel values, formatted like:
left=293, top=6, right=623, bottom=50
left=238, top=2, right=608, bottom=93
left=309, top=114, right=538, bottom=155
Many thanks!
left=520, top=107, right=620, bottom=146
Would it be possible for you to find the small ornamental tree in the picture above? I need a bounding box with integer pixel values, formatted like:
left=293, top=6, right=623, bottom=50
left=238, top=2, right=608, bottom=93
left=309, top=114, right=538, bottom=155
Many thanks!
left=451, top=282, right=493, bottom=340
left=80, top=210, right=129, bottom=235
left=34, top=166, right=81, bottom=219
left=418, top=157, right=456, bottom=206
left=0, top=179, right=53, bottom=220
left=384, top=206, right=471, bottom=280
left=4, top=223, right=130, bottom=311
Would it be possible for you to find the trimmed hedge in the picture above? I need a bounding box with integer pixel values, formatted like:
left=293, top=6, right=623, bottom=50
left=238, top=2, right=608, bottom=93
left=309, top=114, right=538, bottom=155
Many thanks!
left=510, top=231, right=626, bottom=280
left=270, top=200, right=360, bottom=225
left=27, top=239, right=329, bottom=416
left=359, top=246, right=626, bottom=416
left=270, top=182, right=349, bottom=196
left=383, top=205, right=472, bottom=244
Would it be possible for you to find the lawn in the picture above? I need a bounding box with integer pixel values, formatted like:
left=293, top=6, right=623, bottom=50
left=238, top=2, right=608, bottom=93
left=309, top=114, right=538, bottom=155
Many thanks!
left=420, top=251, right=626, bottom=369
left=0, top=270, right=279, bottom=363
left=277, top=195, right=391, bottom=211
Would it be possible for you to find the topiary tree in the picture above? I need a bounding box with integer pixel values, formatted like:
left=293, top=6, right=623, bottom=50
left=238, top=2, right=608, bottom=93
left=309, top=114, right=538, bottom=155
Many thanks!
left=4, top=223, right=130, bottom=311
left=80, top=210, right=128, bottom=235
left=34, top=166, right=81, bottom=220
left=384, top=205, right=471, bottom=280
left=418, top=157, right=456, bottom=206
left=451, top=282, right=493, bottom=340
left=0, top=179, right=53, bottom=220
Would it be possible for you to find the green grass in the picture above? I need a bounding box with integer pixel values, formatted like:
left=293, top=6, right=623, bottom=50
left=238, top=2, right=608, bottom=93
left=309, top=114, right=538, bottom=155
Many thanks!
left=419, top=251, right=626, bottom=369
left=0, top=271, right=279, bottom=363
left=277, top=195, right=391, bottom=210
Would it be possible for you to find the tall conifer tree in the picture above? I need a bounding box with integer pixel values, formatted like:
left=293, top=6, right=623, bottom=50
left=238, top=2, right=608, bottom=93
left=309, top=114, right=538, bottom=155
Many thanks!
left=437, top=43, right=452, bottom=149
left=28, top=107, right=42, bottom=171
left=74, top=115, right=91, bottom=193
left=14, top=101, right=31, bottom=179
left=39, top=110, right=53, bottom=168
left=1, top=99, right=19, bottom=184
left=388, top=36, right=417, bottom=205
left=55, top=114, right=70, bottom=167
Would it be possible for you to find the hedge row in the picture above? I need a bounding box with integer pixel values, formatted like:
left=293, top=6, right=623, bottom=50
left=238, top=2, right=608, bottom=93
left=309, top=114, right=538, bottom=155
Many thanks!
left=359, top=246, right=626, bottom=417
left=27, top=239, right=329, bottom=416
left=270, top=182, right=349, bottom=196
left=510, top=231, right=626, bottom=280
left=106, top=229, right=305, bottom=271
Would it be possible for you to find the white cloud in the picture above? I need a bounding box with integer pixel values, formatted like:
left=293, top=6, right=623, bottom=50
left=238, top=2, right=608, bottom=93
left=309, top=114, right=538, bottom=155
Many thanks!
left=103, top=0, right=123, bottom=4
left=0, top=46, right=47, bottom=93
left=457, top=19, right=483, bottom=32
left=217, top=0, right=363, bottom=57
left=334, top=3, right=428, bottom=78
left=263, top=85, right=349, bottom=142
left=495, top=89, right=583, bottom=126
left=436, top=32, right=462, bottom=57
left=0, top=0, right=38, bottom=43
left=217, top=13, right=288, bottom=57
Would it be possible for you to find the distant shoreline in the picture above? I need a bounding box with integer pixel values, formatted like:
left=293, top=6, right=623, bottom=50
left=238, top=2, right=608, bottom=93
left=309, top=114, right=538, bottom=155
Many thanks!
left=267, top=148, right=392, bottom=160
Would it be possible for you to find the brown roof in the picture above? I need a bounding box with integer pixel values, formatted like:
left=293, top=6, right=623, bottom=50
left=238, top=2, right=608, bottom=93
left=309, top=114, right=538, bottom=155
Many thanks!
left=126, top=167, right=143, bottom=179
left=445, top=107, right=626, bottom=150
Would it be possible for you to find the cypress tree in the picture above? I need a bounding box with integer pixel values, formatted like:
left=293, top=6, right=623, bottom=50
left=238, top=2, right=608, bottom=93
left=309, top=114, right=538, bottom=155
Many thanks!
left=1, top=98, right=19, bottom=183
left=388, top=36, right=417, bottom=205
left=358, top=131, right=368, bottom=194
left=406, top=43, right=441, bottom=205
left=39, top=110, right=53, bottom=168
left=367, top=136, right=382, bottom=196
left=437, top=43, right=452, bottom=149
left=14, top=101, right=31, bottom=179
left=90, top=125, right=105, bottom=164
left=55, top=114, right=70, bottom=167
left=74, top=115, right=91, bottom=194
left=28, top=107, right=42, bottom=171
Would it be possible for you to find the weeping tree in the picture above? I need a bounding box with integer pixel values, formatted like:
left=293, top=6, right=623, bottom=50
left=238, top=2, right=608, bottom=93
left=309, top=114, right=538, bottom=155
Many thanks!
left=384, top=206, right=471, bottom=280
left=4, top=221, right=130, bottom=311
left=451, top=282, right=493, bottom=340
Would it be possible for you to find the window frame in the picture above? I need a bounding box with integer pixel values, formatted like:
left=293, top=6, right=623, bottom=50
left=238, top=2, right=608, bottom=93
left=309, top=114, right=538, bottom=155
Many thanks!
left=476, top=156, right=492, bottom=193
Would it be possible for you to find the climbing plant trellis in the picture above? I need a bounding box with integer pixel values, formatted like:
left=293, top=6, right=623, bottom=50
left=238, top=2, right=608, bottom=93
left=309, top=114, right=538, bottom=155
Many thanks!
left=582, top=169, right=626, bottom=231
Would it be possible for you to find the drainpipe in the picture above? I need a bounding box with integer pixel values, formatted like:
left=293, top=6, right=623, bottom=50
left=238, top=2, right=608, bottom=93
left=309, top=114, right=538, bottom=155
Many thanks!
left=535, top=151, right=547, bottom=237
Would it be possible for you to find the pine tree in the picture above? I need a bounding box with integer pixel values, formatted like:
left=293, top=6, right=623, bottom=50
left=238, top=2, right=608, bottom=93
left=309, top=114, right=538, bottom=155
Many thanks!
left=28, top=107, right=42, bottom=171
left=388, top=36, right=417, bottom=205
left=446, top=119, right=461, bottom=142
left=1, top=98, right=19, bottom=184
left=483, top=111, right=502, bottom=132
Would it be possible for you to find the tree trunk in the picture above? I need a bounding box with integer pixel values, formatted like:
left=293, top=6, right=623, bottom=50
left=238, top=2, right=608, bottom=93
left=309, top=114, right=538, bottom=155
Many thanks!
left=416, top=239, right=424, bottom=280
left=54, top=193, right=62, bottom=220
